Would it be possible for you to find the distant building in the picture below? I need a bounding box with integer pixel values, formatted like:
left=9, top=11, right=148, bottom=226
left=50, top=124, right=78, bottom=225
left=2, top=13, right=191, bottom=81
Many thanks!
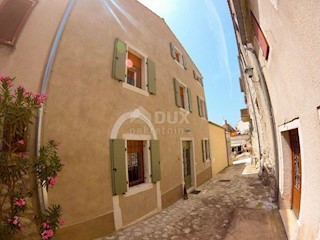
left=228, top=0, right=320, bottom=239
left=235, top=120, right=250, bottom=134
left=221, top=120, right=236, bottom=133
left=209, top=122, right=231, bottom=175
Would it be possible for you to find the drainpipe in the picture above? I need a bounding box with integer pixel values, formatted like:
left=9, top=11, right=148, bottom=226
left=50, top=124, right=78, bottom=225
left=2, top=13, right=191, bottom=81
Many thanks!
left=243, top=73, right=262, bottom=161
left=36, top=0, right=76, bottom=212
left=244, top=46, right=279, bottom=202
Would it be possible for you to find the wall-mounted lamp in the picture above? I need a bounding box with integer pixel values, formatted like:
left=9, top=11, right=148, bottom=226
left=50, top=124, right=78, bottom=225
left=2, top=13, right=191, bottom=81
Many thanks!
left=245, top=67, right=254, bottom=78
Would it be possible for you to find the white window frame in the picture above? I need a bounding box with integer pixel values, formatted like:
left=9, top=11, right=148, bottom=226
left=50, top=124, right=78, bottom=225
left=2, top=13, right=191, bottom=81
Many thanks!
left=173, top=45, right=185, bottom=69
left=122, top=134, right=153, bottom=197
left=122, top=43, right=150, bottom=97
left=176, top=78, right=190, bottom=112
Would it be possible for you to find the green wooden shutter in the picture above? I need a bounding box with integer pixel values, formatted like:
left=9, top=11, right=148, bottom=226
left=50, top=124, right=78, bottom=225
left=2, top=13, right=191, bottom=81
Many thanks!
left=147, top=58, right=157, bottom=94
left=112, top=38, right=126, bottom=82
left=201, top=140, right=206, bottom=162
left=197, top=96, right=202, bottom=117
left=150, top=140, right=161, bottom=183
left=204, top=101, right=208, bottom=119
left=170, top=42, right=176, bottom=59
left=208, top=140, right=211, bottom=160
left=173, top=78, right=181, bottom=107
left=182, top=55, right=187, bottom=70
left=187, top=88, right=192, bottom=112
left=193, top=70, right=197, bottom=80
left=110, top=139, right=127, bottom=195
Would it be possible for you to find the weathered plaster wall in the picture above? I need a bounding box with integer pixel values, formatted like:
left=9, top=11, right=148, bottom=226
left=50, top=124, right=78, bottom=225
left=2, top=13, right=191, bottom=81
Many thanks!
left=236, top=0, right=320, bottom=239
left=249, top=0, right=320, bottom=238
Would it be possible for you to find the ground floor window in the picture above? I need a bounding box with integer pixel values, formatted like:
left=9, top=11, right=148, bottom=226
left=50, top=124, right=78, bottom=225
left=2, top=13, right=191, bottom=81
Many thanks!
left=127, top=140, right=145, bottom=187
left=202, top=139, right=211, bottom=161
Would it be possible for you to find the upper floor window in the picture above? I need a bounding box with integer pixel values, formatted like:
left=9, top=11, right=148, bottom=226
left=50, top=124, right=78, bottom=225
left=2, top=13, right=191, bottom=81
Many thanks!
left=197, top=96, right=208, bottom=119
left=0, top=0, right=38, bottom=46
left=170, top=42, right=187, bottom=70
left=193, top=70, right=203, bottom=86
left=173, top=78, right=192, bottom=112
left=127, top=51, right=142, bottom=89
left=201, top=139, right=211, bottom=162
left=112, top=38, right=157, bottom=95
left=251, top=12, right=269, bottom=60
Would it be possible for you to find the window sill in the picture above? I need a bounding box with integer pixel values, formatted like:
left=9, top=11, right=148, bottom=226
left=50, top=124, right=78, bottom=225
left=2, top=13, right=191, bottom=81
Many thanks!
left=175, top=60, right=185, bottom=69
left=122, top=82, right=150, bottom=97
left=196, top=80, right=203, bottom=87
left=179, top=107, right=190, bottom=114
left=124, top=183, right=153, bottom=197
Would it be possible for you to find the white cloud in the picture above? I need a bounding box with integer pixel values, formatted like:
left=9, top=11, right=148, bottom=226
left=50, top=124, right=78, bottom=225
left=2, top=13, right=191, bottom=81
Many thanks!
left=204, top=0, right=233, bottom=98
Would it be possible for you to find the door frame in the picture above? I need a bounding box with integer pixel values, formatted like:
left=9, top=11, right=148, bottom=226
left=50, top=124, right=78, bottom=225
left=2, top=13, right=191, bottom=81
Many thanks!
left=278, top=119, right=304, bottom=220
left=180, top=137, right=196, bottom=192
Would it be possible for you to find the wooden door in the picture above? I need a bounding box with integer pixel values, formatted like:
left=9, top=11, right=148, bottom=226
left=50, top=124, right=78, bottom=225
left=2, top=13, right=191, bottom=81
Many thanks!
left=290, top=129, right=301, bottom=217
left=182, top=141, right=192, bottom=189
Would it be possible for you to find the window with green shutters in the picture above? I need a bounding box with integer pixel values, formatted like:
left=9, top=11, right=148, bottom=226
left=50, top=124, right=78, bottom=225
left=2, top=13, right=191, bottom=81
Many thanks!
left=201, top=139, right=211, bottom=162
left=110, top=139, right=161, bottom=196
left=170, top=42, right=187, bottom=70
left=112, top=38, right=157, bottom=95
left=193, top=70, right=203, bottom=86
left=173, top=78, right=192, bottom=112
left=197, top=96, right=208, bottom=119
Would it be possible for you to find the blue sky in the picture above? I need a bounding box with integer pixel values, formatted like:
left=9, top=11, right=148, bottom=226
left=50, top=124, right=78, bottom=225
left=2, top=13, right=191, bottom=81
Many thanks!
left=137, top=0, right=245, bottom=127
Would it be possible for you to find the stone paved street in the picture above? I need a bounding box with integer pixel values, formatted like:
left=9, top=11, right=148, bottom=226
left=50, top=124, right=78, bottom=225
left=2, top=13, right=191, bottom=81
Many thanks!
left=98, top=155, right=287, bottom=240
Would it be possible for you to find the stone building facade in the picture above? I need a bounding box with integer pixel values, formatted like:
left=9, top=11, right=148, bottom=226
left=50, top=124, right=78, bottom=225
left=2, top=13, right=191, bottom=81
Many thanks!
left=0, top=0, right=212, bottom=239
left=228, top=0, right=320, bottom=239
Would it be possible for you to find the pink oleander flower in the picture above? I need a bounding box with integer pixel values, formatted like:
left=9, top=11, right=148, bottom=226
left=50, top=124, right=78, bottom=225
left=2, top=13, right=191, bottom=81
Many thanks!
left=23, top=90, right=30, bottom=97
left=33, top=93, right=48, bottom=105
left=0, top=76, right=13, bottom=87
left=59, top=219, right=64, bottom=226
left=41, top=229, right=54, bottom=240
left=15, top=198, right=26, bottom=207
left=17, top=85, right=25, bottom=92
left=13, top=216, right=19, bottom=225
left=18, top=139, right=24, bottom=145
left=47, top=229, right=54, bottom=237
left=48, top=176, right=57, bottom=188
left=42, top=221, right=50, bottom=229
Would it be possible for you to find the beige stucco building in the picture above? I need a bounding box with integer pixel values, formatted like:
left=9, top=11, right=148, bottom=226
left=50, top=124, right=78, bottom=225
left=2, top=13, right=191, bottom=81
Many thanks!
left=228, top=0, right=320, bottom=239
left=209, top=122, right=230, bottom=175
left=0, top=0, right=212, bottom=239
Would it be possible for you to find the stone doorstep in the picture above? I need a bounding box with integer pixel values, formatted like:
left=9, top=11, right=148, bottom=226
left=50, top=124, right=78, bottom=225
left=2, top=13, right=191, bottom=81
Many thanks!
left=279, top=209, right=298, bottom=240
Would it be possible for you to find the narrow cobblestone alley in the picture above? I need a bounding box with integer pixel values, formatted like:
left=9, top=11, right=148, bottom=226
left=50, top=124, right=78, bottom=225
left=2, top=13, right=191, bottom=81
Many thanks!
left=98, top=155, right=287, bottom=240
